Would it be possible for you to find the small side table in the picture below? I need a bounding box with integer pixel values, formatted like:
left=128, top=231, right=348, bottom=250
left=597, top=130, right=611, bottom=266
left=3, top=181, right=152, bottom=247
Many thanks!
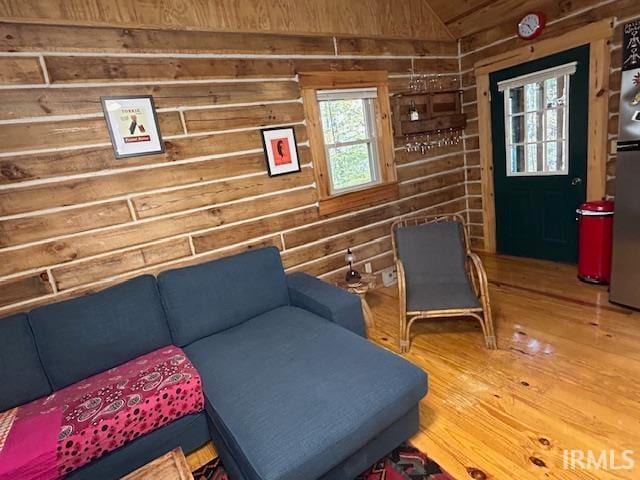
left=337, top=273, right=376, bottom=331
left=122, top=448, right=193, bottom=480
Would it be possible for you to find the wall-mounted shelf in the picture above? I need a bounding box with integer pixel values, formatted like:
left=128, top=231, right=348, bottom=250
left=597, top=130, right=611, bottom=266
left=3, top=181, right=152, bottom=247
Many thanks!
left=392, top=90, right=466, bottom=138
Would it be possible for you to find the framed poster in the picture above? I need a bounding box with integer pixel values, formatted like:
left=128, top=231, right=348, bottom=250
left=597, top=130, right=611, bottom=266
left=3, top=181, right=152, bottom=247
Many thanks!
left=261, top=126, right=301, bottom=176
left=101, top=95, right=165, bottom=158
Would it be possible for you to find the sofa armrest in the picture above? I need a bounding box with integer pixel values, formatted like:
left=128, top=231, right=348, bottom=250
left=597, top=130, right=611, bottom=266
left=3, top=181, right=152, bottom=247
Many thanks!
left=287, top=272, right=366, bottom=337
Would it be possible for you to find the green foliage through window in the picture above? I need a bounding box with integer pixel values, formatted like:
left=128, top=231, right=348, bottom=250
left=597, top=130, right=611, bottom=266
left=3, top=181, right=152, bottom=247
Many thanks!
left=319, top=97, right=378, bottom=192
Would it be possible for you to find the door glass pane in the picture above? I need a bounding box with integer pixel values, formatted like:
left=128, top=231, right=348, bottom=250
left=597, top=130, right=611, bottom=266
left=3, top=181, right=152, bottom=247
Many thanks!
left=510, top=145, right=526, bottom=173
left=544, top=76, right=565, bottom=107
left=526, top=143, right=540, bottom=172
left=545, top=108, right=563, bottom=140
left=526, top=112, right=543, bottom=142
left=327, top=143, right=374, bottom=191
left=545, top=141, right=565, bottom=172
left=510, top=115, right=525, bottom=144
left=525, top=82, right=543, bottom=111
left=508, top=87, right=525, bottom=114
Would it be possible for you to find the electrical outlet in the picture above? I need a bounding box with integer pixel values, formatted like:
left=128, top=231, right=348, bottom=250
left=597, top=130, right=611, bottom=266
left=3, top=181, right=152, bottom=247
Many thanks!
left=381, top=266, right=397, bottom=287
left=364, top=262, right=372, bottom=273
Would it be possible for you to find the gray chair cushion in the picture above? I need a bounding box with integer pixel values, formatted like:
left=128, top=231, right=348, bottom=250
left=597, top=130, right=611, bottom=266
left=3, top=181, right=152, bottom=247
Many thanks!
left=158, top=246, right=290, bottom=347
left=185, top=306, right=427, bottom=480
left=29, top=275, right=172, bottom=390
left=395, top=221, right=480, bottom=312
left=0, top=313, right=51, bottom=410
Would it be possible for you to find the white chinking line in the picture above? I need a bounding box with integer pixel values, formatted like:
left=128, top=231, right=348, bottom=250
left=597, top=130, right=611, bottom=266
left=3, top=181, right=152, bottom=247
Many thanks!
left=0, top=193, right=467, bottom=315
left=0, top=178, right=467, bottom=280
left=0, top=181, right=466, bottom=296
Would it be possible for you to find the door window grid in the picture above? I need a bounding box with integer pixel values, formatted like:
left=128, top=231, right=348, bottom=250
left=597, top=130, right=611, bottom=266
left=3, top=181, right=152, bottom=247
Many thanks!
left=502, top=74, right=571, bottom=177
left=318, top=92, right=380, bottom=194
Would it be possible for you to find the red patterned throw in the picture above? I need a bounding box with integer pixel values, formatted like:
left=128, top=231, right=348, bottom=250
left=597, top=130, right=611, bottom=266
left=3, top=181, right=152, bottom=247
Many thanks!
left=0, top=346, right=204, bottom=479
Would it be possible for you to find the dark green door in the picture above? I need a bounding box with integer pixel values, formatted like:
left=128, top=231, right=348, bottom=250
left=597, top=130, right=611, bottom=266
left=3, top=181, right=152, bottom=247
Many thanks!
left=490, top=45, right=589, bottom=263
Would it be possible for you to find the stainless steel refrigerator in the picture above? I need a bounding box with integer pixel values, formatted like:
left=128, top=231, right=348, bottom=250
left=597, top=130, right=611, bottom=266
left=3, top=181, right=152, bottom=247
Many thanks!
left=610, top=18, right=640, bottom=309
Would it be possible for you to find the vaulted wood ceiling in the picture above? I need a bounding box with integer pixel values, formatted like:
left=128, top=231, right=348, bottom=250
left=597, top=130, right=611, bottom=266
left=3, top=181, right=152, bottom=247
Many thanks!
left=426, top=0, right=594, bottom=40
left=426, top=0, right=536, bottom=38
left=0, top=0, right=454, bottom=40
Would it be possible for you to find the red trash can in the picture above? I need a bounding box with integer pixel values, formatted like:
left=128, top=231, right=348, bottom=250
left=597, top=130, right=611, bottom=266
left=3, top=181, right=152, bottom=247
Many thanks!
left=576, top=200, right=614, bottom=284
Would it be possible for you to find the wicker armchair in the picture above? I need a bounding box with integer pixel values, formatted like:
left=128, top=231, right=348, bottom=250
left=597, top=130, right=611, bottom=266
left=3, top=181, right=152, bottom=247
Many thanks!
left=391, top=214, right=497, bottom=352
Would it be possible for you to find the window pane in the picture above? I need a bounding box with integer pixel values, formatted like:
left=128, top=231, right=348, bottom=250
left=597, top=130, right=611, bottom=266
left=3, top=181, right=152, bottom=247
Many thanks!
left=510, top=115, right=525, bottom=144
left=525, top=112, right=543, bottom=142
left=319, top=101, right=336, bottom=145
left=525, top=82, right=543, bottom=111
left=509, top=145, right=525, bottom=173
left=526, top=143, right=540, bottom=172
left=508, top=87, right=525, bottom=114
left=545, top=76, right=565, bottom=107
left=319, top=99, right=368, bottom=145
left=545, top=108, right=563, bottom=140
left=328, top=143, right=375, bottom=191
left=545, top=141, right=565, bottom=172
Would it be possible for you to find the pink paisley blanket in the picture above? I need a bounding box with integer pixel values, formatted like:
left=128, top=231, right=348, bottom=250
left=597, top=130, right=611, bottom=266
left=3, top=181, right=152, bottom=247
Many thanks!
left=0, top=346, right=204, bottom=479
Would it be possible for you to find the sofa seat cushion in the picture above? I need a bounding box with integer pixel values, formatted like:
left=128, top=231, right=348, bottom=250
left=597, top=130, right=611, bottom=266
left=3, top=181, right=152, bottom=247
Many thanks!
left=0, top=346, right=204, bottom=479
left=66, top=412, right=209, bottom=480
left=185, top=306, right=428, bottom=480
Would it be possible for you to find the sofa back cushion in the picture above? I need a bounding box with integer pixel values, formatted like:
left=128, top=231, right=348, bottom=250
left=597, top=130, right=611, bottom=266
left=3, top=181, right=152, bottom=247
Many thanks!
left=0, top=313, right=51, bottom=410
left=29, top=275, right=172, bottom=390
left=158, top=246, right=290, bottom=346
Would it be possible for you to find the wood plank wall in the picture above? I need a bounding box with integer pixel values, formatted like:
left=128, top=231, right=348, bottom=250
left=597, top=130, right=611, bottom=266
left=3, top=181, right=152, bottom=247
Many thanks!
left=0, top=21, right=465, bottom=315
left=459, top=0, right=638, bottom=250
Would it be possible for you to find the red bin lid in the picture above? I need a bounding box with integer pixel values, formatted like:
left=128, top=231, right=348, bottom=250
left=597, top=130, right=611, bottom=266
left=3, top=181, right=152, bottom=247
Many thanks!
left=579, top=200, right=614, bottom=212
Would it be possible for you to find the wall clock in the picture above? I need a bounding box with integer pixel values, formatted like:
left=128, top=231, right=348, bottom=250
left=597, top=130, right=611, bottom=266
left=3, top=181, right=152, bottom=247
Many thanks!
left=517, top=12, right=546, bottom=40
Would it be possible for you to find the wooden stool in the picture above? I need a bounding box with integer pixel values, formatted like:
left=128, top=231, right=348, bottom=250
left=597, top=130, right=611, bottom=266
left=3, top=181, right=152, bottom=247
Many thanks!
left=122, top=448, right=193, bottom=480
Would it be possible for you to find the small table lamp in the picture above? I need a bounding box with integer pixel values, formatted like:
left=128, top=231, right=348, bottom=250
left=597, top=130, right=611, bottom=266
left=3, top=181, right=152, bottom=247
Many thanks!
left=344, top=248, right=361, bottom=283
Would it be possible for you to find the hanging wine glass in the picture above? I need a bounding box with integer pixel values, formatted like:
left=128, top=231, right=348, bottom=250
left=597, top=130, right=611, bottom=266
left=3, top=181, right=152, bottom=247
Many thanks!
left=408, top=69, right=416, bottom=92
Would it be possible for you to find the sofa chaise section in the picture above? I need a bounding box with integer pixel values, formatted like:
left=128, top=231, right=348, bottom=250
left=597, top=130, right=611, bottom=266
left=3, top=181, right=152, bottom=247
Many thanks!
left=159, top=246, right=428, bottom=480
left=184, top=306, right=427, bottom=480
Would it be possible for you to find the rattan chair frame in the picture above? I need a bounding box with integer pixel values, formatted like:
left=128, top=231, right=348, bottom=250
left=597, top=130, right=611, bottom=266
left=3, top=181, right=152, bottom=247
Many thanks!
left=391, top=213, right=497, bottom=352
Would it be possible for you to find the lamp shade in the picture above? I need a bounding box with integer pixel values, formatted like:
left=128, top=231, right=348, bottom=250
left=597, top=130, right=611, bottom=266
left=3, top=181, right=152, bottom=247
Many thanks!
left=345, top=248, right=356, bottom=264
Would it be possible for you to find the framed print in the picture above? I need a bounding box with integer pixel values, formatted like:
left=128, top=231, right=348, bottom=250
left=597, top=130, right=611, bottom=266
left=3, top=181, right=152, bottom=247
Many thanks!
left=101, top=95, right=165, bottom=159
left=261, top=126, right=301, bottom=176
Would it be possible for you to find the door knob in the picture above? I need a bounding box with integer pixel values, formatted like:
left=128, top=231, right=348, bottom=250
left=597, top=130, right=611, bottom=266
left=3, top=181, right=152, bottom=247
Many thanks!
left=571, top=177, right=583, bottom=185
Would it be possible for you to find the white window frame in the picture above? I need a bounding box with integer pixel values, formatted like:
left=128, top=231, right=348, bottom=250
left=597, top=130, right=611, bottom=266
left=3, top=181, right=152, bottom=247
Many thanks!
left=498, top=62, right=576, bottom=177
left=317, top=88, right=381, bottom=194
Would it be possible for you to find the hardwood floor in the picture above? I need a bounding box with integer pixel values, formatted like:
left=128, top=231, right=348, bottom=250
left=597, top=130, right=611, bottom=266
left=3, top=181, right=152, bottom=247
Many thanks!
left=367, top=253, right=640, bottom=480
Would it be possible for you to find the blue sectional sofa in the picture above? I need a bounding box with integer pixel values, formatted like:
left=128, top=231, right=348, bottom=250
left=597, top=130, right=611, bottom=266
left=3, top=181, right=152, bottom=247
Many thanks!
left=0, top=247, right=428, bottom=479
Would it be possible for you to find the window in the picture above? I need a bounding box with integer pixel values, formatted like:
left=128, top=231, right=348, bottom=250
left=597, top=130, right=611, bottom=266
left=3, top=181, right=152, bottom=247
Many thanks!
left=318, top=88, right=380, bottom=194
left=498, top=62, right=575, bottom=176
left=300, top=71, right=397, bottom=216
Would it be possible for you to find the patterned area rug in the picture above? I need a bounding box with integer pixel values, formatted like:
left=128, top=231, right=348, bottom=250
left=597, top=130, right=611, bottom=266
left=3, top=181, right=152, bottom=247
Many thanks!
left=193, top=443, right=453, bottom=480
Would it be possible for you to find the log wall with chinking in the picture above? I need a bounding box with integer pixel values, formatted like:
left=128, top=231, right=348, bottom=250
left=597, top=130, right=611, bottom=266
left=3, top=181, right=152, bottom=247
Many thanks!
left=0, top=22, right=466, bottom=314
left=459, top=1, right=639, bottom=250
